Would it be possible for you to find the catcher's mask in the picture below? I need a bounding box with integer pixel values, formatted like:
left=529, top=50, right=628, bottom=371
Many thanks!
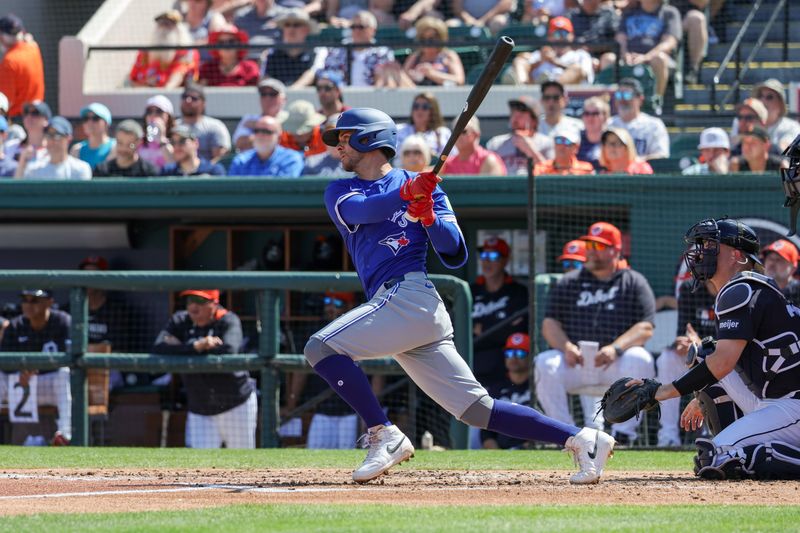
left=683, top=217, right=762, bottom=292
left=782, top=133, right=800, bottom=236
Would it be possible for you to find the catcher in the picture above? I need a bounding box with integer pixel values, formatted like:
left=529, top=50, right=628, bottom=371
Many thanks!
left=601, top=216, right=800, bottom=480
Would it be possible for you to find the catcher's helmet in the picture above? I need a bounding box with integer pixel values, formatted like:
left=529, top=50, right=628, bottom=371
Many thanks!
left=683, top=217, right=762, bottom=291
left=781, top=133, right=800, bottom=235
left=322, top=108, right=398, bottom=157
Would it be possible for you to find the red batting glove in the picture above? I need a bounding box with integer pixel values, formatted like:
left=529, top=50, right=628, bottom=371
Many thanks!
left=406, top=197, right=436, bottom=227
left=399, top=171, right=442, bottom=201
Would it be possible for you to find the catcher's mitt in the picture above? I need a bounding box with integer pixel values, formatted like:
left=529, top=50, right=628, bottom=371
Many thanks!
left=597, top=377, right=661, bottom=424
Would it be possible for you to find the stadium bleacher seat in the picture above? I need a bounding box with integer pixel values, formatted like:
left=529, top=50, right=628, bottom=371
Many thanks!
left=647, top=158, right=683, bottom=174
left=448, top=25, right=492, bottom=43
left=316, top=26, right=345, bottom=45
left=376, top=27, right=412, bottom=45
left=669, top=133, right=701, bottom=160
left=466, top=61, right=513, bottom=85
left=499, top=23, right=547, bottom=46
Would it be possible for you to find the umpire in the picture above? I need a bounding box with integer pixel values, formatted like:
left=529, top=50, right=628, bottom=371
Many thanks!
left=643, top=217, right=800, bottom=479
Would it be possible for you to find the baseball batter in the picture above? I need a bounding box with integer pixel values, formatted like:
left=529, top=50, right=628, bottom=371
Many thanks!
left=304, top=108, right=615, bottom=484
left=632, top=218, right=800, bottom=479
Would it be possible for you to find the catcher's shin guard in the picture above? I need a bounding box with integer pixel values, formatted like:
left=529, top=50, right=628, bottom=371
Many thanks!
left=739, top=442, right=800, bottom=480
left=695, top=384, right=743, bottom=436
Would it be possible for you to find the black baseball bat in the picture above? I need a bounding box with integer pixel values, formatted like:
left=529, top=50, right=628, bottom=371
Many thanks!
left=432, top=35, right=515, bottom=175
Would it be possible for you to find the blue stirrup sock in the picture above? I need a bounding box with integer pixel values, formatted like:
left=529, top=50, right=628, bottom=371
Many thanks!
left=487, top=399, right=578, bottom=445
left=313, top=354, right=390, bottom=428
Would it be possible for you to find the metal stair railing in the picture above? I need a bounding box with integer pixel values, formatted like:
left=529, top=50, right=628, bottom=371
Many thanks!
left=711, top=0, right=787, bottom=112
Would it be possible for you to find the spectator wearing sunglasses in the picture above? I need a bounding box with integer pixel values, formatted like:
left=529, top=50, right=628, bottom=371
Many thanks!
left=4, top=100, right=50, bottom=167
left=731, top=80, right=800, bottom=153
left=480, top=333, right=534, bottom=450
left=0, top=14, right=44, bottom=118
left=537, top=81, right=583, bottom=138
left=598, top=127, right=653, bottom=175
left=395, top=92, right=451, bottom=163
left=153, top=289, right=256, bottom=449
left=17, top=117, right=92, bottom=180
left=729, top=98, right=770, bottom=157
left=557, top=239, right=586, bottom=273
left=533, top=126, right=594, bottom=176
left=608, top=78, right=669, bottom=160
left=314, top=70, right=350, bottom=119
left=175, top=83, right=231, bottom=163
left=161, top=125, right=226, bottom=176
left=442, top=116, right=506, bottom=176
left=261, top=9, right=328, bottom=88
left=537, top=221, right=656, bottom=445
left=511, top=17, right=594, bottom=86
left=228, top=115, right=303, bottom=177
left=577, top=96, right=610, bottom=171
left=70, top=103, right=115, bottom=169
left=470, top=237, right=529, bottom=391
left=198, top=24, right=259, bottom=87
left=233, top=78, right=289, bottom=152
left=486, top=96, right=553, bottom=175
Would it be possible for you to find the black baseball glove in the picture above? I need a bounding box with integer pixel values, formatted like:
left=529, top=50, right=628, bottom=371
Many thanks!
left=597, top=377, right=662, bottom=424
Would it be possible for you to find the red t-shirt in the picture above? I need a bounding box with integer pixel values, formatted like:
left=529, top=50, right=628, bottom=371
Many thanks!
left=0, top=41, right=45, bottom=117
left=198, top=59, right=260, bottom=87
left=129, top=50, right=199, bottom=87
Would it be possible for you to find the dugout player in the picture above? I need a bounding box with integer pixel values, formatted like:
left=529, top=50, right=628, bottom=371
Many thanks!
left=536, top=221, right=656, bottom=444
left=635, top=217, right=800, bottom=480
left=152, top=289, right=256, bottom=448
left=306, top=108, right=615, bottom=485
left=0, top=289, right=72, bottom=445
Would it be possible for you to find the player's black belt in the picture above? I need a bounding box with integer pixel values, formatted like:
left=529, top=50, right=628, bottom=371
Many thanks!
left=383, top=275, right=407, bottom=289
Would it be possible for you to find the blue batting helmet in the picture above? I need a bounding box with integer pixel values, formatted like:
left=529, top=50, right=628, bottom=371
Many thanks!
left=322, top=108, right=398, bottom=157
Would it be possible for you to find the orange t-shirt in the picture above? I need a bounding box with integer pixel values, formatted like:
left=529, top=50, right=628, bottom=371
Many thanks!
left=279, top=126, right=327, bottom=157
left=533, top=157, right=595, bottom=176
left=0, top=41, right=45, bottom=117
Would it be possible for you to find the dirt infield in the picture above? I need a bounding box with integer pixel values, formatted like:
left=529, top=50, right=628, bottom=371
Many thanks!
left=2, top=468, right=798, bottom=516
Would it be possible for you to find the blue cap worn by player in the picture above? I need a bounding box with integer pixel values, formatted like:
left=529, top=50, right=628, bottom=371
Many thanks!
left=310, top=106, right=614, bottom=485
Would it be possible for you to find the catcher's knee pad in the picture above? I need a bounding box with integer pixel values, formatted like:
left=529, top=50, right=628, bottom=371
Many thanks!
left=739, top=441, right=800, bottom=480
left=304, top=337, right=337, bottom=367
left=458, top=395, right=494, bottom=429
left=694, top=438, right=749, bottom=480
left=695, top=384, right=743, bottom=436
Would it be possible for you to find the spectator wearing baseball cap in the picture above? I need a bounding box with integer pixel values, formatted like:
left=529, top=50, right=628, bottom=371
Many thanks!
left=749, top=79, right=800, bottom=152
left=175, top=82, right=232, bottom=164
left=129, top=10, right=199, bottom=89
left=558, top=239, right=586, bottom=273
left=279, top=99, right=327, bottom=159
left=138, top=95, right=177, bottom=171
left=198, top=24, right=259, bottom=87
left=161, top=125, right=226, bottom=176
left=480, top=333, right=534, bottom=450
left=761, top=240, right=800, bottom=303
left=538, top=80, right=584, bottom=138
left=0, top=14, right=44, bottom=118
left=17, top=117, right=92, bottom=180
left=511, top=17, right=594, bottom=86
left=154, top=289, right=256, bottom=449
left=599, top=127, right=653, bottom=175
left=71, top=103, right=116, bottom=169
left=486, top=95, right=554, bottom=176
left=608, top=77, right=670, bottom=160
left=0, top=116, right=17, bottom=177
left=95, top=120, right=159, bottom=178
left=538, top=219, right=656, bottom=444
left=233, top=78, right=289, bottom=152
left=314, top=70, right=349, bottom=119
left=730, top=126, right=788, bottom=173
left=534, top=126, right=595, bottom=175
left=470, top=237, right=529, bottom=389
left=683, top=127, right=730, bottom=175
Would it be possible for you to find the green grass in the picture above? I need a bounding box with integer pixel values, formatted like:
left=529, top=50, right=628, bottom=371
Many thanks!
left=0, top=446, right=693, bottom=471
left=2, top=504, right=797, bottom=533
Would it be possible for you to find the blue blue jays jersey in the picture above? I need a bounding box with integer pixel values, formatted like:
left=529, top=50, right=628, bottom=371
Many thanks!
left=324, top=168, right=467, bottom=299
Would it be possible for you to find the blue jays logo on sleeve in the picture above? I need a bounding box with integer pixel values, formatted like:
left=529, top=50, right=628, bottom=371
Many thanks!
left=379, top=232, right=411, bottom=255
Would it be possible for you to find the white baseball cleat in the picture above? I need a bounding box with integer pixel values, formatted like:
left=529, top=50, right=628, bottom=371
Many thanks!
left=353, top=424, right=415, bottom=483
left=565, top=427, right=616, bottom=485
